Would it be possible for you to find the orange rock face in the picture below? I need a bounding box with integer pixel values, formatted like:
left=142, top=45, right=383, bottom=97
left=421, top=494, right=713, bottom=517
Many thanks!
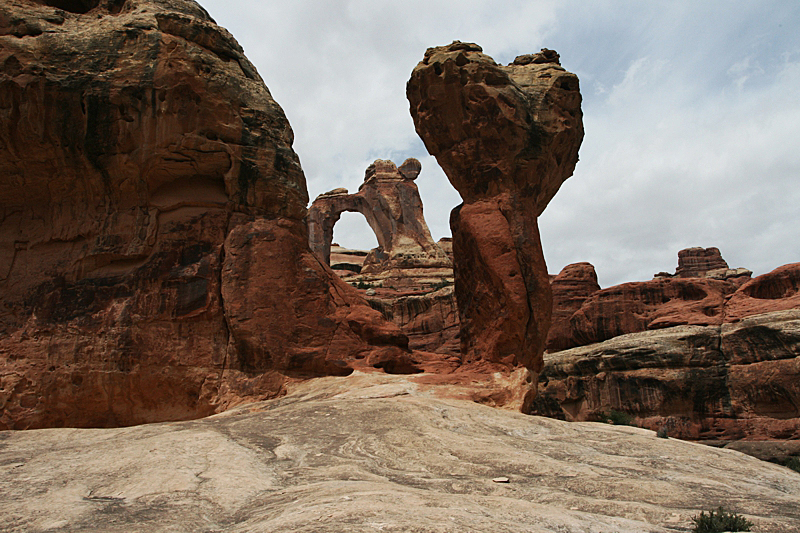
left=0, top=0, right=409, bottom=429
left=546, top=263, right=600, bottom=352
left=535, top=263, right=800, bottom=440
left=407, top=43, right=584, bottom=377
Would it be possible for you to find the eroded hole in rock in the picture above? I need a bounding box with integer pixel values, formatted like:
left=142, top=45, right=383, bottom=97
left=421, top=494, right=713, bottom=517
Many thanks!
left=332, top=211, right=378, bottom=256
left=40, top=0, right=102, bottom=14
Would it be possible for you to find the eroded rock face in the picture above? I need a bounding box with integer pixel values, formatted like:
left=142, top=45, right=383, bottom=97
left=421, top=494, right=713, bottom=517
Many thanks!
left=725, top=262, right=800, bottom=321
left=0, top=0, right=409, bottom=429
left=675, top=247, right=730, bottom=278
left=536, top=263, right=800, bottom=439
left=550, top=260, right=797, bottom=351
left=534, top=309, right=800, bottom=440
left=546, top=262, right=600, bottom=352
left=407, top=43, right=583, bottom=377
left=307, top=158, right=450, bottom=274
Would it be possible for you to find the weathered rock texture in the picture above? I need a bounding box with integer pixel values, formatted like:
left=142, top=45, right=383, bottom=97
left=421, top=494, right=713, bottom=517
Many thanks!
left=535, top=262, right=800, bottom=440
left=535, top=309, right=800, bottom=440
left=407, top=43, right=583, bottom=380
left=546, top=262, right=600, bottom=352
left=366, top=286, right=460, bottom=355
left=550, top=258, right=794, bottom=351
left=0, top=0, right=409, bottom=429
left=1, top=373, right=799, bottom=533
left=307, top=158, right=450, bottom=274
left=675, top=246, right=730, bottom=278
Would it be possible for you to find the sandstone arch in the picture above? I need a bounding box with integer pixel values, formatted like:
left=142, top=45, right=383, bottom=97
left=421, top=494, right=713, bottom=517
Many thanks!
left=307, top=159, right=451, bottom=274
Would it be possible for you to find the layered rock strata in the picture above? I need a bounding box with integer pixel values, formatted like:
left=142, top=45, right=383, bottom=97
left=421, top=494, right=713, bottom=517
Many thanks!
left=407, top=43, right=583, bottom=384
left=675, top=246, right=730, bottom=277
left=0, top=0, right=410, bottom=429
left=535, top=263, right=800, bottom=440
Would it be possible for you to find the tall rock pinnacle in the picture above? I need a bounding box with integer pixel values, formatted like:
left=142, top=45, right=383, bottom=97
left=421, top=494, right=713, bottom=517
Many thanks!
left=407, top=42, right=584, bottom=391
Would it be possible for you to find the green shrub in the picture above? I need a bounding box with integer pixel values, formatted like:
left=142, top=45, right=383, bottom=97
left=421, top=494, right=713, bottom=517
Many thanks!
left=784, top=456, right=800, bottom=473
left=691, top=507, right=753, bottom=533
left=600, top=410, right=635, bottom=426
left=656, top=427, right=669, bottom=439
left=430, top=278, right=451, bottom=290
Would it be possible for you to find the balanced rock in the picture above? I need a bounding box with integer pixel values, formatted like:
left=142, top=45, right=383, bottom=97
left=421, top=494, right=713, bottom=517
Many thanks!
left=0, top=0, right=410, bottom=429
left=407, top=42, right=584, bottom=381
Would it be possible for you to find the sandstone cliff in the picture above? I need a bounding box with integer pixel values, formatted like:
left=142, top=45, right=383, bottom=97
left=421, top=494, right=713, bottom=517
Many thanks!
left=0, top=0, right=410, bottom=429
left=535, top=263, right=800, bottom=440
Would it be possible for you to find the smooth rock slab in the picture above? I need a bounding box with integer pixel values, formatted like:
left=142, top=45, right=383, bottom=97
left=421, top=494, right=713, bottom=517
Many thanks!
left=1, top=373, right=798, bottom=532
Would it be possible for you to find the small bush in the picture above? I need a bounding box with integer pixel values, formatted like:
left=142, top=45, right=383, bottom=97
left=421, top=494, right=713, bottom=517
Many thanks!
left=784, top=456, right=800, bottom=473
left=656, top=427, right=669, bottom=439
left=600, top=410, right=635, bottom=426
left=691, top=507, right=753, bottom=533
left=430, top=278, right=451, bottom=290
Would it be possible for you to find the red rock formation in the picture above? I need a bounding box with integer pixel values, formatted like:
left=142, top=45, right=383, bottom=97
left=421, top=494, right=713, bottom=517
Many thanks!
left=548, top=253, right=791, bottom=351
left=675, top=247, right=729, bottom=278
left=534, top=309, right=800, bottom=440
left=534, top=262, right=800, bottom=440
left=306, top=159, right=450, bottom=274
left=564, top=277, right=738, bottom=348
left=546, top=263, right=600, bottom=352
left=366, top=286, right=460, bottom=355
left=407, top=43, right=583, bottom=379
left=725, top=263, right=800, bottom=322
left=0, top=0, right=410, bottom=430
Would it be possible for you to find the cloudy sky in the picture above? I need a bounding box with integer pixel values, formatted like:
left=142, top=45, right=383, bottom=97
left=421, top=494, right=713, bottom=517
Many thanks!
left=200, top=0, right=799, bottom=287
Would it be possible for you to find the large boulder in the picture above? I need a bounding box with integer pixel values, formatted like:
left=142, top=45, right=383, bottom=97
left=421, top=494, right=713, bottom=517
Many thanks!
left=0, top=0, right=409, bottom=429
left=407, top=43, right=583, bottom=384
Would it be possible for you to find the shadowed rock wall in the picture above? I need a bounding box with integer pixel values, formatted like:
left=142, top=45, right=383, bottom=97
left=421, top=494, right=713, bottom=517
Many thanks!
left=0, top=0, right=409, bottom=429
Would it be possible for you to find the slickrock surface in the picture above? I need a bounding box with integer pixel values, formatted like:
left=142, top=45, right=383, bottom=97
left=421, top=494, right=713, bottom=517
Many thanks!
left=1, top=372, right=798, bottom=533
left=0, top=0, right=409, bottom=429
left=407, top=43, right=583, bottom=383
left=307, top=159, right=450, bottom=276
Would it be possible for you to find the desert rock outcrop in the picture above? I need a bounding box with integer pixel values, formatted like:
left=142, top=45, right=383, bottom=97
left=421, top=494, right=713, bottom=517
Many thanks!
left=545, top=262, right=600, bottom=352
left=307, top=158, right=451, bottom=275
left=407, top=43, right=583, bottom=380
left=0, top=0, right=409, bottom=429
left=535, top=262, right=800, bottom=440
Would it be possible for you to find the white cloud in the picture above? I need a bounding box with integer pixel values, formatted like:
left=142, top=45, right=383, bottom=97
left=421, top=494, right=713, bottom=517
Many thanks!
left=200, top=0, right=800, bottom=287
